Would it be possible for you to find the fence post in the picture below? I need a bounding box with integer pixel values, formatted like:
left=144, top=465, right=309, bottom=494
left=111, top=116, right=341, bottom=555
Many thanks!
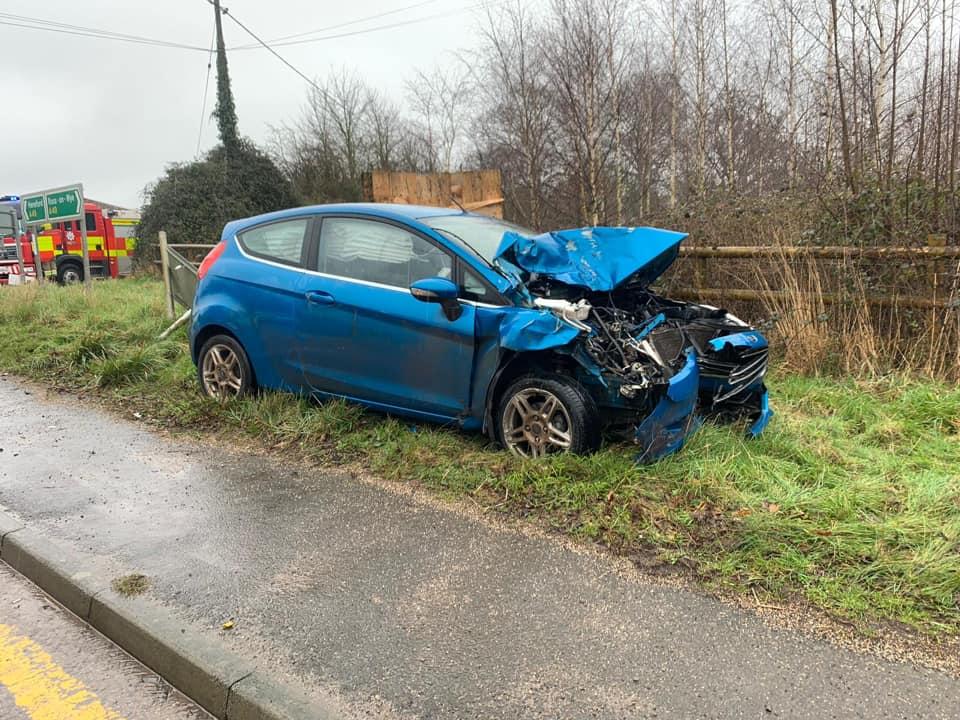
left=158, top=231, right=174, bottom=320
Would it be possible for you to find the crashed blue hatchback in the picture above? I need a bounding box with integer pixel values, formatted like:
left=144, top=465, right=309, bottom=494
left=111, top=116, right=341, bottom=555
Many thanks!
left=190, top=204, right=772, bottom=462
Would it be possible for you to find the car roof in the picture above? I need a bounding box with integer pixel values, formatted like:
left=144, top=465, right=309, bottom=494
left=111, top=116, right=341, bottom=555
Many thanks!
left=221, top=203, right=466, bottom=238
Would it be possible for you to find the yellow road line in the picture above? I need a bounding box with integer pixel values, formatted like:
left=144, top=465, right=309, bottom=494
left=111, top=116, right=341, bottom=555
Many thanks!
left=0, top=624, right=126, bottom=720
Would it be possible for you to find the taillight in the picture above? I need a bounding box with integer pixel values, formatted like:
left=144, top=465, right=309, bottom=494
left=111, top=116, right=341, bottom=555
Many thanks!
left=197, top=241, right=226, bottom=279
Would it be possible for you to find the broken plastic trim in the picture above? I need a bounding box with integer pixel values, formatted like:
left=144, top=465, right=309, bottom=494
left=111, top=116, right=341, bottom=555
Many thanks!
left=748, top=389, right=774, bottom=437
left=635, top=350, right=702, bottom=463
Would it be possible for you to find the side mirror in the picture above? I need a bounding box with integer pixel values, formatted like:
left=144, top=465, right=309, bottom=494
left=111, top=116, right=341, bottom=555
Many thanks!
left=410, top=276, right=458, bottom=303
left=410, top=277, right=462, bottom=321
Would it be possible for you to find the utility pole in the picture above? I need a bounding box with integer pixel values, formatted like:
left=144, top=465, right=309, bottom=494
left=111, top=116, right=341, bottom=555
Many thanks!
left=212, top=0, right=239, bottom=155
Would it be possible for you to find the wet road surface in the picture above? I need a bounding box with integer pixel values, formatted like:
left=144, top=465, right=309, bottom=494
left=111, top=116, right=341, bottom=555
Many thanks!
left=0, top=562, right=209, bottom=720
left=0, top=377, right=958, bottom=719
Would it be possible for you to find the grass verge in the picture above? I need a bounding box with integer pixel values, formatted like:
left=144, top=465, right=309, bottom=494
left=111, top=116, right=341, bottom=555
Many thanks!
left=0, top=279, right=958, bottom=636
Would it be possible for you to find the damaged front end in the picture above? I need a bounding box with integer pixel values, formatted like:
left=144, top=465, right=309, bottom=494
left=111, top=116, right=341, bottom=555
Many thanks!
left=494, top=226, right=773, bottom=462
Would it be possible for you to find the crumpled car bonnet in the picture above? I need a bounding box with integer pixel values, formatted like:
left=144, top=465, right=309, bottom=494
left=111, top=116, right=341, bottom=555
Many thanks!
left=494, top=226, right=688, bottom=292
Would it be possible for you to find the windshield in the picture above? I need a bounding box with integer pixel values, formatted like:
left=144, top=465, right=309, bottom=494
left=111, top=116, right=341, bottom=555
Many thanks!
left=0, top=209, right=16, bottom=238
left=422, top=215, right=536, bottom=264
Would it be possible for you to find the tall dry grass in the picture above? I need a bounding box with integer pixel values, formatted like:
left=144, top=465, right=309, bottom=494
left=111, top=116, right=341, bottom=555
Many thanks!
left=753, top=240, right=960, bottom=381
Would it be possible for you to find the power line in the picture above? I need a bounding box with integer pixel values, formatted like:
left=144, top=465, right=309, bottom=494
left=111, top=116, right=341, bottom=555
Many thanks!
left=230, top=0, right=507, bottom=51
left=195, top=28, right=216, bottom=159
left=217, top=1, right=506, bottom=101
left=216, top=5, right=326, bottom=95
left=0, top=11, right=188, bottom=44
left=0, top=12, right=208, bottom=51
left=231, top=0, right=440, bottom=49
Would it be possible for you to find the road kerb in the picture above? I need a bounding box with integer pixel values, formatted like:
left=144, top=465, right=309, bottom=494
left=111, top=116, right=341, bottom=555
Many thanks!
left=0, top=512, right=23, bottom=546
left=0, top=526, right=108, bottom=619
left=0, top=509, right=347, bottom=720
left=89, top=590, right=254, bottom=718
left=226, top=672, right=347, bottom=720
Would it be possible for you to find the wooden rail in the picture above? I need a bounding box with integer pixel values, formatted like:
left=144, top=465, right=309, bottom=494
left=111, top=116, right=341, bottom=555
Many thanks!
left=155, top=236, right=957, bottom=310
left=679, top=245, right=960, bottom=258
left=668, top=287, right=952, bottom=310
left=671, top=244, right=960, bottom=310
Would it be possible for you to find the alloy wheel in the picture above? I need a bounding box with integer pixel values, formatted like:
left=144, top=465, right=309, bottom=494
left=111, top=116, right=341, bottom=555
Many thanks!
left=201, top=343, right=244, bottom=399
left=501, top=388, right=573, bottom=458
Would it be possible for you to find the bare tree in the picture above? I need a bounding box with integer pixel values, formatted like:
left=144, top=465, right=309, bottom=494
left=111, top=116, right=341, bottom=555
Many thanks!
left=474, top=2, right=555, bottom=227
left=406, top=65, right=469, bottom=172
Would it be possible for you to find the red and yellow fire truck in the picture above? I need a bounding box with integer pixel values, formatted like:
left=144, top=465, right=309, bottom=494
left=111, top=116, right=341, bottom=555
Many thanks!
left=35, top=202, right=139, bottom=283
left=0, top=195, right=34, bottom=285
left=0, top=195, right=139, bottom=284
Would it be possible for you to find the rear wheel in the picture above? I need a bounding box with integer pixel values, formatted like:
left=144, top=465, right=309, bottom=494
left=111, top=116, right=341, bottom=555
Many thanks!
left=497, top=374, right=601, bottom=458
left=197, top=334, right=253, bottom=400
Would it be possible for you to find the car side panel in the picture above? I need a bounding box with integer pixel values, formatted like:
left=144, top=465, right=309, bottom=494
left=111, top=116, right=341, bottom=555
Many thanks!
left=192, top=249, right=308, bottom=391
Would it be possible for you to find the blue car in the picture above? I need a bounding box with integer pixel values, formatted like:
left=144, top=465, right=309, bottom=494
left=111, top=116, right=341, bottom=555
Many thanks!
left=190, top=204, right=772, bottom=462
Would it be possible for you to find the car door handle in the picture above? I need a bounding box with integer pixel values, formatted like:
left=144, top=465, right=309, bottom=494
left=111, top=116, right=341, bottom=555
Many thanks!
left=305, top=290, right=335, bottom=306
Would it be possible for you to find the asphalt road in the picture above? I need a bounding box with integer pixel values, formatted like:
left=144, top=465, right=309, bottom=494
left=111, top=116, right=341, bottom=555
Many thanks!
left=0, top=377, right=957, bottom=719
left=0, top=562, right=209, bottom=720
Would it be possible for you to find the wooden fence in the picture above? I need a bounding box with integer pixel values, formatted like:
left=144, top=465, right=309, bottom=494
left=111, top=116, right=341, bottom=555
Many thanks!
left=667, top=245, right=960, bottom=311
left=155, top=226, right=960, bottom=319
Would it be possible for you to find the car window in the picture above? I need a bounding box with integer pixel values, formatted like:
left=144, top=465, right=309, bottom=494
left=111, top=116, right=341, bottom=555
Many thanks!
left=423, top=215, right=536, bottom=263
left=85, top=212, right=97, bottom=233
left=318, top=217, right=452, bottom=288
left=238, top=219, right=309, bottom=266
left=113, top=224, right=137, bottom=239
left=461, top=266, right=498, bottom=303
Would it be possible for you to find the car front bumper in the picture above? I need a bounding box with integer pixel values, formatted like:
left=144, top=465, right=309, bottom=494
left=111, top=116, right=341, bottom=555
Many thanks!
left=632, top=351, right=773, bottom=463
left=635, top=351, right=702, bottom=463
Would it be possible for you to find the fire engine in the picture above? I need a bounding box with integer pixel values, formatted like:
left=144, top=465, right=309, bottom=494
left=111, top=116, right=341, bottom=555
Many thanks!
left=0, top=195, right=139, bottom=284
left=0, top=195, right=33, bottom=285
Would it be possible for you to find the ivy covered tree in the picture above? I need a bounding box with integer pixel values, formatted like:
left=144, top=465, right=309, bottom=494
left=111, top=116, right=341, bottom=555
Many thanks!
left=137, top=141, right=295, bottom=264
left=138, top=4, right=293, bottom=265
left=212, top=0, right=240, bottom=159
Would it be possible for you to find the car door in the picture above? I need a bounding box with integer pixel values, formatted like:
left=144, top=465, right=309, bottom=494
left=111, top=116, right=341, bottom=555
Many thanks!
left=297, top=215, right=475, bottom=419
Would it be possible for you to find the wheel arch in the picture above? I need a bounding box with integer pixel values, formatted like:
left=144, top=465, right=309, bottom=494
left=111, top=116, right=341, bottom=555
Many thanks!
left=55, top=255, right=83, bottom=269
left=482, top=349, right=583, bottom=437
left=192, top=323, right=229, bottom=360
left=55, top=255, right=84, bottom=282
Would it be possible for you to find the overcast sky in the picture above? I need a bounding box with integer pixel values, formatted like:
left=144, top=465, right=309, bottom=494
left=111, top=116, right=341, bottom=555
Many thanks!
left=1, top=0, right=496, bottom=208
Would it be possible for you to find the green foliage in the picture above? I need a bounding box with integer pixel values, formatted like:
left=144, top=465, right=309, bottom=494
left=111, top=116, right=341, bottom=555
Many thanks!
left=809, top=180, right=960, bottom=247
left=213, top=35, right=239, bottom=155
left=138, top=141, right=296, bottom=266
left=0, top=280, right=958, bottom=635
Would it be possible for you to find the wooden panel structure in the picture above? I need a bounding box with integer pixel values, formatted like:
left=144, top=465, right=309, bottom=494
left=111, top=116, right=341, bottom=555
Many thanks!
left=361, top=170, right=504, bottom=218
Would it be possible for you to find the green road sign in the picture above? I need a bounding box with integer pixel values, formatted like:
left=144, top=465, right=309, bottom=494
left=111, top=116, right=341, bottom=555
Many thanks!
left=20, top=184, right=84, bottom=225
left=23, top=196, right=45, bottom=223
left=45, top=189, right=81, bottom=220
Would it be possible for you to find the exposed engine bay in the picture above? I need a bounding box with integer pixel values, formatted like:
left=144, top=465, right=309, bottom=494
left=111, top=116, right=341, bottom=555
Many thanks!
left=532, top=281, right=768, bottom=416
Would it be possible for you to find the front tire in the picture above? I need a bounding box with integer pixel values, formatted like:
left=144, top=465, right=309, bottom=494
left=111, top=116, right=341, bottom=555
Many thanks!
left=197, top=334, right=253, bottom=400
left=57, top=262, right=83, bottom=284
left=497, top=374, right=601, bottom=458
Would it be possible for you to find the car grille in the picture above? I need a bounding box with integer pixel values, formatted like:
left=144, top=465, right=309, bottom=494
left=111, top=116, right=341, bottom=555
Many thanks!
left=699, top=347, right=768, bottom=403
left=0, top=243, right=19, bottom=261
